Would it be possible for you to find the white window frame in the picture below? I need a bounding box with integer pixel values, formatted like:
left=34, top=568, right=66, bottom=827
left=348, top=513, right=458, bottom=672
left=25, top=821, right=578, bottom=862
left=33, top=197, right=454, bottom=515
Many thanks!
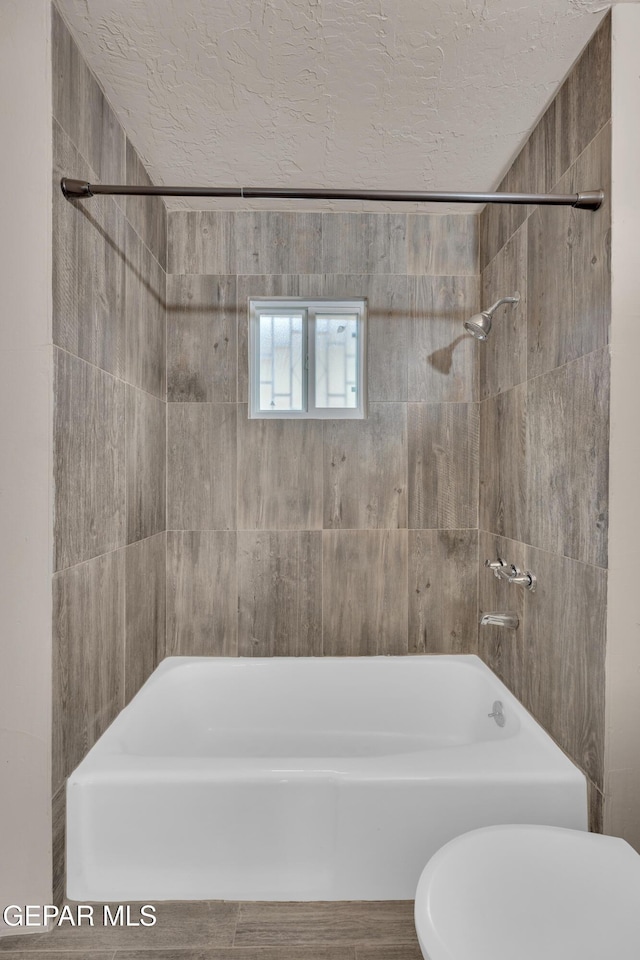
left=248, top=298, right=367, bottom=419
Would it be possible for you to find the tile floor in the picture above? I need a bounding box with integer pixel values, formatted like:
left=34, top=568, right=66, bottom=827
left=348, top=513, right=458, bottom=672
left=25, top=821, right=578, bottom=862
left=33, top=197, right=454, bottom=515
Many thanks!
left=0, top=900, right=422, bottom=959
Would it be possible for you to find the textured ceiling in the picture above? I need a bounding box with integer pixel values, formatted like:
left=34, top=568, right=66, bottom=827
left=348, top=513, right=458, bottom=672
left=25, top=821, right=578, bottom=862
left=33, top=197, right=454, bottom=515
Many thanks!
left=56, top=0, right=615, bottom=211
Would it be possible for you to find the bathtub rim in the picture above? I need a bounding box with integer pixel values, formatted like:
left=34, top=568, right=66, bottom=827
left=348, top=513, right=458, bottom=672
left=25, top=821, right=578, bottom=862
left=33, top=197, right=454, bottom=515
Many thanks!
left=67, top=653, right=588, bottom=790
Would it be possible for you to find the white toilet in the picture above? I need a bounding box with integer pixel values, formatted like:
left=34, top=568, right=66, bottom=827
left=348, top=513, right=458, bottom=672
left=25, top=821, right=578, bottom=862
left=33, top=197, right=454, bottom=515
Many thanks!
left=414, top=824, right=640, bottom=960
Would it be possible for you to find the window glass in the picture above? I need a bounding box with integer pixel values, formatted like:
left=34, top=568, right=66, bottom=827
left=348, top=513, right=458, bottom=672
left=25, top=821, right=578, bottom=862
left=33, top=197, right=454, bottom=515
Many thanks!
left=257, top=312, right=304, bottom=412
left=249, top=299, right=366, bottom=419
left=314, top=314, right=358, bottom=409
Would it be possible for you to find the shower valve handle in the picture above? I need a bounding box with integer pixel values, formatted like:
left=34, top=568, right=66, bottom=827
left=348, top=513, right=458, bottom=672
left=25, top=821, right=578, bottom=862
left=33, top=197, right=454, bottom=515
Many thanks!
left=507, top=566, right=537, bottom=592
left=484, top=558, right=511, bottom=581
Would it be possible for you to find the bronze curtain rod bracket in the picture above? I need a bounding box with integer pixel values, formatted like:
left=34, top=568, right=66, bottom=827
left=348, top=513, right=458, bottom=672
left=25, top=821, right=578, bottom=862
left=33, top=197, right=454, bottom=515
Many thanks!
left=60, top=178, right=604, bottom=210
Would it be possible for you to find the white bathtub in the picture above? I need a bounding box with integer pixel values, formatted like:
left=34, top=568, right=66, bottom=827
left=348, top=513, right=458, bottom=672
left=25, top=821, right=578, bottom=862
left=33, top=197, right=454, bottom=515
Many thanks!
left=66, top=655, right=587, bottom=901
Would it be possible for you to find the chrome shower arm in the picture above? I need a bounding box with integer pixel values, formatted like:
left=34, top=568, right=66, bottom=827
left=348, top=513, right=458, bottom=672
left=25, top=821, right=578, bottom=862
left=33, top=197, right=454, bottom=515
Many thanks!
left=486, top=294, right=520, bottom=315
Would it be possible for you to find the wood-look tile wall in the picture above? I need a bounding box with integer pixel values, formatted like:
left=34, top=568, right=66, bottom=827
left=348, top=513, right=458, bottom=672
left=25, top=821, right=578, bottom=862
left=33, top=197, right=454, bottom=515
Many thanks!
left=51, top=4, right=167, bottom=900
left=166, top=210, right=480, bottom=657
left=478, top=15, right=611, bottom=821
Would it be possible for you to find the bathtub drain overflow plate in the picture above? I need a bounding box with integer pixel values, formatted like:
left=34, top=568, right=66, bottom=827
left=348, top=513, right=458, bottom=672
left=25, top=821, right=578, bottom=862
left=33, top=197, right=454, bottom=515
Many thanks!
left=488, top=701, right=506, bottom=727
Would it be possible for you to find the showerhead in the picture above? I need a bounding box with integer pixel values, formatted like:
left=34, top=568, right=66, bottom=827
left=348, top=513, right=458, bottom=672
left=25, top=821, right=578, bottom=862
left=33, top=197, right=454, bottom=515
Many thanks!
left=464, top=293, right=520, bottom=341
left=464, top=310, right=494, bottom=341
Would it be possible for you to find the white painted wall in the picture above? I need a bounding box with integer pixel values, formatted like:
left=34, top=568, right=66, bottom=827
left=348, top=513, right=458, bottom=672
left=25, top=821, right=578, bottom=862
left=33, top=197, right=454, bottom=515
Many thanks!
left=0, top=0, right=53, bottom=934
left=604, top=3, right=640, bottom=850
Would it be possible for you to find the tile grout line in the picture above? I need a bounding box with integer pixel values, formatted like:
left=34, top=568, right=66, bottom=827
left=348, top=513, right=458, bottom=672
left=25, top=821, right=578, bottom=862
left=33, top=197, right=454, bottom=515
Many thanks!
left=164, top=526, right=480, bottom=533
left=235, top=402, right=240, bottom=655
left=53, top=115, right=167, bottom=275
left=53, top=7, right=169, bottom=271
left=318, top=421, right=325, bottom=656
left=54, top=344, right=166, bottom=406
left=231, top=901, right=242, bottom=947
left=476, top=344, right=610, bottom=405
left=167, top=401, right=485, bottom=405
left=163, top=255, right=169, bottom=668
left=122, top=375, right=128, bottom=706
left=480, top=116, right=611, bottom=275
left=166, top=268, right=478, bottom=279
left=477, top=527, right=608, bottom=573
left=53, top=531, right=166, bottom=578
left=230, top=938, right=420, bottom=949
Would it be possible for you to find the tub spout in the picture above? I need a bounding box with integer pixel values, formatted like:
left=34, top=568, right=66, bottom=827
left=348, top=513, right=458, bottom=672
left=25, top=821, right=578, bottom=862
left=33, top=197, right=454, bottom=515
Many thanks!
left=479, top=612, right=519, bottom=629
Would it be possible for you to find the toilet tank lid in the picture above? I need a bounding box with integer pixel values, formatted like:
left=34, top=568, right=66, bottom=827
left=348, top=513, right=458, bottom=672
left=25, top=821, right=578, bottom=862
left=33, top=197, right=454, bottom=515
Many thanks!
left=414, top=825, right=640, bottom=960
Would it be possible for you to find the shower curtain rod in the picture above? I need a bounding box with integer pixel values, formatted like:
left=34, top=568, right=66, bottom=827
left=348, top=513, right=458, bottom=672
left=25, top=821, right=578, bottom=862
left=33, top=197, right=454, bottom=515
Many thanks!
left=60, top=178, right=604, bottom=210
